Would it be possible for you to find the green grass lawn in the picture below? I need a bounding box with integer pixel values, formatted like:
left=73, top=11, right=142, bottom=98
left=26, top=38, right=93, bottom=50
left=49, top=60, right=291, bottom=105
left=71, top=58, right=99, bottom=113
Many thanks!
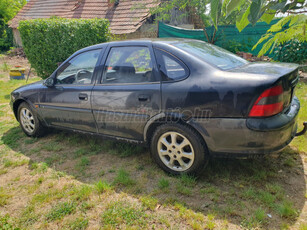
left=0, top=63, right=306, bottom=229
left=291, top=82, right=307, bottom=153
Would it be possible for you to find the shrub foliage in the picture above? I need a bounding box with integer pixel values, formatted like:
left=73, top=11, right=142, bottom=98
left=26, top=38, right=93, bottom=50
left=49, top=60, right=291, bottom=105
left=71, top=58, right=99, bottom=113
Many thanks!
left=0, top=19, right=13, bottom=51
left=272, top=40, right=307, bottom=64
left=19, top=18, right=110, bottom=79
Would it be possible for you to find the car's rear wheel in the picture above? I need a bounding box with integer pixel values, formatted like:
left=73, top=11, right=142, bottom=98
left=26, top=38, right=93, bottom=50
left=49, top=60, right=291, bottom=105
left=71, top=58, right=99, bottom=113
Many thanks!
left=18, top=102, right=46, bottom=137
left=150, top=123, right=208, bottom=175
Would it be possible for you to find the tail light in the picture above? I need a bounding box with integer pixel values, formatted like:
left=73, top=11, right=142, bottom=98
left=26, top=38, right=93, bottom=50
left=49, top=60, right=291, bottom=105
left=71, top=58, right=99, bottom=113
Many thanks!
left=249, top=85, right=284, bottom=117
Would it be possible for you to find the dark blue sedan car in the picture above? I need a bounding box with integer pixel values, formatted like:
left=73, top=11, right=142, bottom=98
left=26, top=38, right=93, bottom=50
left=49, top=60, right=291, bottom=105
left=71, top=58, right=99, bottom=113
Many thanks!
left=10, top=39, right=304, bottom=175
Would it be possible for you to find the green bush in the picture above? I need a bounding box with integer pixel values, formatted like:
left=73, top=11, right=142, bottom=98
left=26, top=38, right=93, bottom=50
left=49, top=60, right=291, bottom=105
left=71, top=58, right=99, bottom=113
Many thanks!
left=0, top=19, right=13, bottom=51
left=19, top=17, right=110, bottom=79
left=220, top=38, right=253, bottom=54
left=272, top=40, right=307, bottom=64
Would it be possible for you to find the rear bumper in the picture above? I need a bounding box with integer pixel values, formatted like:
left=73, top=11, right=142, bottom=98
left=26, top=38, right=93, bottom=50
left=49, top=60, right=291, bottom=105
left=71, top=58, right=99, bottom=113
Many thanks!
left=189, top=97, right=300, bottom=157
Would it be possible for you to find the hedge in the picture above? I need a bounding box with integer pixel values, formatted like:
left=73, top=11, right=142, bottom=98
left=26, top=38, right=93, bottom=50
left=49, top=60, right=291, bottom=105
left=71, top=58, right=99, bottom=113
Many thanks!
left=19, top=17, right=110, bottom=79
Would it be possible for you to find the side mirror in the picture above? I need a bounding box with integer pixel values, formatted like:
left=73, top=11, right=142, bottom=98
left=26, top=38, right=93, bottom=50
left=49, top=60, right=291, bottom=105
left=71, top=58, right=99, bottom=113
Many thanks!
left=44, top=78, right=55, bottom=87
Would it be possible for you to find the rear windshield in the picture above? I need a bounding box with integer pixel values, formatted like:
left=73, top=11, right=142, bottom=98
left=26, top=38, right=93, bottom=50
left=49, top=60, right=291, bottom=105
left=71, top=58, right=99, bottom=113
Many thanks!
left=174, top=41, right=248, bottom=70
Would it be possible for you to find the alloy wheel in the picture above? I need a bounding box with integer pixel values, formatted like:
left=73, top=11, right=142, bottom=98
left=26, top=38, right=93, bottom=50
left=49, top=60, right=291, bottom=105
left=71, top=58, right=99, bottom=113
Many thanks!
left=20, top=108, right=35, bottom=134
left=157, top=131, right=195, bottom=172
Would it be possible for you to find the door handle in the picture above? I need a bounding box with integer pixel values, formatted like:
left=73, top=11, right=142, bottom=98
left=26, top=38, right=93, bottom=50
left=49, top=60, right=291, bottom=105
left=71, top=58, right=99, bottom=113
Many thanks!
left=79, top=93, right=88, bottom=101
left=138, top=94, right=150, bottom=102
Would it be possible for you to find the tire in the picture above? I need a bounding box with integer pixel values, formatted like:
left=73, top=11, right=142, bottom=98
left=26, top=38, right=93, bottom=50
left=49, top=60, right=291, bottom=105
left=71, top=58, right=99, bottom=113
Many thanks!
left=150, top=123, right=208, bottom=175
left=18, top=102, right=46, bottom=137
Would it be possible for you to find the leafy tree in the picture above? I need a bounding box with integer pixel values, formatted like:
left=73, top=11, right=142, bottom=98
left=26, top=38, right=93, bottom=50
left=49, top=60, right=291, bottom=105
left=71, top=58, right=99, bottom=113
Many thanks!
left=223, top=0, right=307, bottom=56
left=151, top=0, right=306, bottom=56
left=253, top=14, right=307, bottom=56
left=0, top=0, right=26, bottom=22
left=151, top=0, right=247, bottom=43
left=0, top=0, right=26, bottom=51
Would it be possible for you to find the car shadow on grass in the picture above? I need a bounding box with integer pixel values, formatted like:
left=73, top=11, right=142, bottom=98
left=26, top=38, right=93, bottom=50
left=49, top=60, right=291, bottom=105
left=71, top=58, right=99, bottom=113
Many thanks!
left=2, top=126, right=306, bottom=229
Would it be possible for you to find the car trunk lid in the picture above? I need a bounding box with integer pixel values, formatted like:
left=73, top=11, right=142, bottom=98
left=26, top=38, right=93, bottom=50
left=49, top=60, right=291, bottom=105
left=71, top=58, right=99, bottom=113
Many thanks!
left=229, top=62, right=299, bottom=114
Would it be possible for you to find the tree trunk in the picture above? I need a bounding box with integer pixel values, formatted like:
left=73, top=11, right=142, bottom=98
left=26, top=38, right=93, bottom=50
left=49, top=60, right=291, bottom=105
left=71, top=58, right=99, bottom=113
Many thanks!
left=211, top=27, right=217, bottom=44
left=203, top=27, right=211, bottom=43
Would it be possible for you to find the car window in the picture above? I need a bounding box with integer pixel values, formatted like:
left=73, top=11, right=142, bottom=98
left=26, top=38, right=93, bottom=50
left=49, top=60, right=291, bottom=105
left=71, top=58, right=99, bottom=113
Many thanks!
left=154, top=48, right=188, bottom=81
left=55, top=49, right=101, bottom=85
left=174, top=41, right=248, bottom=70
left=102, top=46, right=155, bottom=84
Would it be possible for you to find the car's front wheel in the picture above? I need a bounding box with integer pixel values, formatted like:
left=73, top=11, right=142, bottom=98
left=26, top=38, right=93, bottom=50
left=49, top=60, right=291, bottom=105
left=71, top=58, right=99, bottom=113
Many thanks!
left=18, top=102, right=46, bottom=137
left=150, top=123, right=208, bottom=175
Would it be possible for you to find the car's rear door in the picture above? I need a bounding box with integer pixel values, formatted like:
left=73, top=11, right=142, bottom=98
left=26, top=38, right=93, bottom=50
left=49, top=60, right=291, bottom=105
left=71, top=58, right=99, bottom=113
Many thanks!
left=91, top=44, right=161, bottom=140
left=39, top=48, right=103, bottom=132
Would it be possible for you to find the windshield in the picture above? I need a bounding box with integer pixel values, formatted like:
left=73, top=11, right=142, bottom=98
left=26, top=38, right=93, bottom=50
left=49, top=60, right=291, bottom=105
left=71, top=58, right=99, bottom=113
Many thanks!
left=174, top=40, right=248, bottom=70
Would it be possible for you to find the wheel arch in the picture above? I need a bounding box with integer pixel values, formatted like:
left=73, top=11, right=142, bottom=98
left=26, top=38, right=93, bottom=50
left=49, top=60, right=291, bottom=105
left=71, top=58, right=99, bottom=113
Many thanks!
left=144, top=113, right=211, bottom=154
left=13, top=98, right=43, bottom=123
left=13, top=99, right=27, bottom=121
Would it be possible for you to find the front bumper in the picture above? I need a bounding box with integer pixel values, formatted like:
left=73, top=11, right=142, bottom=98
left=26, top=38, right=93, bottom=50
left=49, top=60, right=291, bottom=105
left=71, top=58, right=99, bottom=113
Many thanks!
left=189, top=97, right=300, bottom=157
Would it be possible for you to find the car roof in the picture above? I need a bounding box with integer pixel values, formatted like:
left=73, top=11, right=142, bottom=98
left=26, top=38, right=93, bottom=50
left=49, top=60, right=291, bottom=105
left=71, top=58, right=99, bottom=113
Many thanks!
left=78, top=38, right=197, bottom=52
left=108, top=38, right=195, bottom=45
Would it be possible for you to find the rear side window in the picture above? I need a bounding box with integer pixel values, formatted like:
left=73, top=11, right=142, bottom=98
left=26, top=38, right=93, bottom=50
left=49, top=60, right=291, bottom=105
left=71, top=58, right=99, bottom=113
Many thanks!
left=154, top=48, right=188, bottom=81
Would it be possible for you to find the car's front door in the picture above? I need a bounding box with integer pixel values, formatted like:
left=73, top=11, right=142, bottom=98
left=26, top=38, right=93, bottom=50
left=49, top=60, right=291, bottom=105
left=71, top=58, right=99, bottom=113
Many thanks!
left=40, top=48, right=102, bottom=132
left=91, top=45, right=161, bottom=140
